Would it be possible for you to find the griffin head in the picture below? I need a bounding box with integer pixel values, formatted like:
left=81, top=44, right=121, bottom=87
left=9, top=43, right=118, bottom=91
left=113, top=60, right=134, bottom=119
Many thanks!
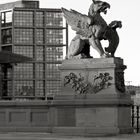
left=98, top=1, right=110, bottom=14
left=89, top=0, right=110, bottom=16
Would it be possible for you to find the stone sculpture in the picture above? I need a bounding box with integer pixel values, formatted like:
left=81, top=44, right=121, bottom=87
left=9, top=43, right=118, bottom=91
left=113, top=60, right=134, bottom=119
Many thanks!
left=62, top=0, right=122, bottom=58
left=58, top=1, right=132, bottom=136
left=102, top=20, right=122, bottom=57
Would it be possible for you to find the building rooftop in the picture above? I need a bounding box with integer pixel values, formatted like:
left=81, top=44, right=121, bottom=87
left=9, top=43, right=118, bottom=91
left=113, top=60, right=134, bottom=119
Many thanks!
left=0, top=0, right=39, bottom=11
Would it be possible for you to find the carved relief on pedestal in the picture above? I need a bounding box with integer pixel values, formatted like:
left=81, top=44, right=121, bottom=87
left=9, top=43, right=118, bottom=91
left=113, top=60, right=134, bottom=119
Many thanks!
left=64, top=72, right=113, bottom=94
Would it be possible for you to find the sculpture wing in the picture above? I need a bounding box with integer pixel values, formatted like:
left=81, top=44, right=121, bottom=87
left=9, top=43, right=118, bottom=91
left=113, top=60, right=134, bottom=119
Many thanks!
left=61, top=8, right=93, bottom=38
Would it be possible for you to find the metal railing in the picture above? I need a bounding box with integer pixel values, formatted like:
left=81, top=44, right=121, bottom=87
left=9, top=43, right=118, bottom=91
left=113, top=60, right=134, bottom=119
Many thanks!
left=132, top=105, right=140, bottom=133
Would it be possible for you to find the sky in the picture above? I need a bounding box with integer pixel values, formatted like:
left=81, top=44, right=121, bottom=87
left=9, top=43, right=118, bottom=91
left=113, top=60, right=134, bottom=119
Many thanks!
left=0, top=0, right=140, bottom=85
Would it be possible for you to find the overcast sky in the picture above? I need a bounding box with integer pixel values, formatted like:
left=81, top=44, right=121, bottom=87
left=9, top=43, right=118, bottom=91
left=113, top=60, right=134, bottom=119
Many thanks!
left=0, top=0, right=140, bottom=85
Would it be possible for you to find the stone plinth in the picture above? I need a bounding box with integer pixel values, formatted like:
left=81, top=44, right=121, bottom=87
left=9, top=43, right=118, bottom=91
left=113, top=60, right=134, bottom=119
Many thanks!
left=60, top=57, right=126, bottom=96
left=53, top=58, right=133, bottom=136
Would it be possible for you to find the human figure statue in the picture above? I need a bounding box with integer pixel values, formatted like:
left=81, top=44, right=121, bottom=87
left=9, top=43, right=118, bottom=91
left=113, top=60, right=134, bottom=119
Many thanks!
left=62, top=0, right=122, bottom=59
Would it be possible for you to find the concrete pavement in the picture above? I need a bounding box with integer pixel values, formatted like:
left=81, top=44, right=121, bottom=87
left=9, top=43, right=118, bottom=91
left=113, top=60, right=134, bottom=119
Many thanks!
left=0, top=133, right=140, bottom=140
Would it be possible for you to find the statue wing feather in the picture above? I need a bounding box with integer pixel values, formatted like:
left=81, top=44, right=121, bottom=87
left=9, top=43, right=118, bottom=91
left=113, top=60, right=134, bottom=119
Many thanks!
left=61, top=8, right=93, bottom=38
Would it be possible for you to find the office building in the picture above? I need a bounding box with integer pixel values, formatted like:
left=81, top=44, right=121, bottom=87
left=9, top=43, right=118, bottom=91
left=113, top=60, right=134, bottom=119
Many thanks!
left=0, top=0, right=68, bottom=99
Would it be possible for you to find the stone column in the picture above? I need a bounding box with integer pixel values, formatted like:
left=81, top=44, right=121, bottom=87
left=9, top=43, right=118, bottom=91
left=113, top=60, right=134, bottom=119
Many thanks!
left=52, top=57, right=133, bottom=136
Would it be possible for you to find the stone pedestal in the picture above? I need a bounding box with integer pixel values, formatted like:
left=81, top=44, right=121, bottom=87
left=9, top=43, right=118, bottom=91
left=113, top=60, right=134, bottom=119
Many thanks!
left=53, top=58, right=133, bottom=136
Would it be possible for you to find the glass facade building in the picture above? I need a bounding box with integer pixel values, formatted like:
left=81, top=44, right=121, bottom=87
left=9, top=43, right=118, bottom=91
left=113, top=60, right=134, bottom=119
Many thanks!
left=0, top=0, right=68, bottom=99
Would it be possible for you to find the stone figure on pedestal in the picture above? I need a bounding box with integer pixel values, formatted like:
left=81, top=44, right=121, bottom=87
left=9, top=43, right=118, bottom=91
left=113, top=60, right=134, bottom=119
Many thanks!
left=53, top=0, right=133, bottom=136
left=62, top=0, right=122, bottom=58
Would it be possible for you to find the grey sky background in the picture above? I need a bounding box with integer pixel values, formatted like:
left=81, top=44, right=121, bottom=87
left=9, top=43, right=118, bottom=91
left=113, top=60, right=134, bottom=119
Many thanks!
left=0, top=0, right=140, bottom=85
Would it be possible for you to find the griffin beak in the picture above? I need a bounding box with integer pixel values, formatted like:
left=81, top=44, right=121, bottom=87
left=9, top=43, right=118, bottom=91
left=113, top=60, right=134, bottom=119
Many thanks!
left=103, top=2, right=110, bottom=14
left=119, top=22, right=122, bottom=28
left=104, top=2, right=110, bottom=9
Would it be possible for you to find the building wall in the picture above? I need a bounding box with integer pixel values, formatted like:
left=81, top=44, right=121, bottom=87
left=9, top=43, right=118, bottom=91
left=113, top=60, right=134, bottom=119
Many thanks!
left=126, top=85, right=140, bottom=105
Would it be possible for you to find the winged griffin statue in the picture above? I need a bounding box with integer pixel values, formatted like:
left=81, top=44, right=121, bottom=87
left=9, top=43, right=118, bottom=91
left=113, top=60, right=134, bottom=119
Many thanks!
left=62, top=0, right=122, bottom=58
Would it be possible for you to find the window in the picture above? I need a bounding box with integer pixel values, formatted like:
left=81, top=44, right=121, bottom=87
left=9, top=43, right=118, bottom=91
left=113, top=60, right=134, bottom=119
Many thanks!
left=2, top=46, right=12, bottom=52
left=15, top=81, right=34, bottom=96
left=45, top=63, right=61, bottom=95
left=5, top=12, right=12, bottom=23
left=46, top=47, right=63, bottom=61
left=2, top=80, right=12, bottom=97
left=46, top=80, right=61, bottom=95
left=1, top=11, right=12, bottom=27
left=36, top=29, right=44, bottom=44
left=46, top=12, right=63, bottom=27
left=14, top=11, right=33, bottom=27
left=36, top=12, right=44, bottom=27
left=46, top=29, right=63, bottom=45
left=36, top=46, right=45, bottom=61
left=46, top=64, right=61, bottom=79
left=14, top=63, right=34, bottom=79
left=13, top=46, right=33, bottom=58
left=14, top=29, right=33, bottom=44
left=1, top=29, right=12, bottom=44
left=36, top=63, right=45, bottom=79
left=36, top=81, right=45, bottom=96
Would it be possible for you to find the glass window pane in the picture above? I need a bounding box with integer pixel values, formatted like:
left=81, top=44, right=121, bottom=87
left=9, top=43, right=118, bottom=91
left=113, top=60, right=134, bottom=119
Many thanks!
left=1, top=29, right=12, bottom=44
left=36, top=29, right=44, bottom=44
left=36, top=80, right=45, bottom=96
left=14, top=63, right=33, bottom=79
left=14, top=11, right=33, bottom=27
left=13, top=46, right=33, bottom=58
left=1, top=11, right=12, bottom=27
left=36, top=63, right=45, bottom=79
left=46, top=64, right=61, bottom=79
left=36, top=46, right=44, bottom=61
left=46, top=12, right=63, bottom=27
left=7, top=81, right=12, bottom=96
left=5, top=11, right=12, bottom=23
left=7, top=68, right=12, bottom=79
left=46, top=80, right=61, bottom=95
left=36, top=12, right=44, bottom=27
left=1, top=13, right=4, bottom=23
left=2, top=80, right=12, bottom=97
left=46, top=47, right=63, bottom=61
left=46, top=63, right=61, bottom=95
left=15, top=81, right=34, bottom=96
left=14, top=29, right=33, bottom=44
left=46, top=29, right=63, bottom=44
left=2, top=46, right=12, bottom=52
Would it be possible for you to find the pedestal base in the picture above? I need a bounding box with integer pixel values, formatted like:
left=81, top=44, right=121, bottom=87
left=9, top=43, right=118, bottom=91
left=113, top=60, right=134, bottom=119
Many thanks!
left=52, top=127, right=132, bottom=136
left=53, top=94, right=133, bottom=136
left=55, top=58, right=133, bottom=136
